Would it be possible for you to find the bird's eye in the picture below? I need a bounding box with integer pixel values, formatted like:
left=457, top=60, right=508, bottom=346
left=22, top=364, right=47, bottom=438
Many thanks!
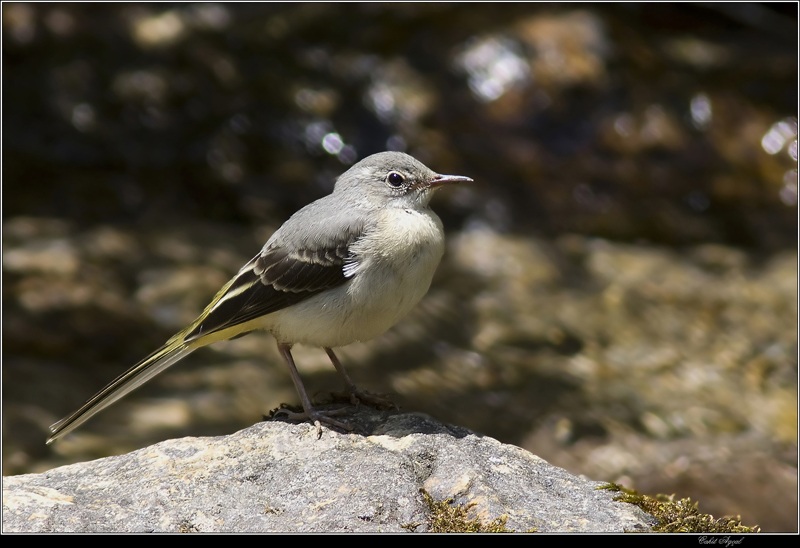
left=386, top=171, right=405, bottom=187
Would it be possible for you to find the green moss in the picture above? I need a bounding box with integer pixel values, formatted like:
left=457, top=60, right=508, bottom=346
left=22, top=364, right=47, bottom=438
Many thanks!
left=177, top=520, right=199, bottom=533
left=404, top=489, right=521, bottom=533
left=600, top=483, right=760, bottom=533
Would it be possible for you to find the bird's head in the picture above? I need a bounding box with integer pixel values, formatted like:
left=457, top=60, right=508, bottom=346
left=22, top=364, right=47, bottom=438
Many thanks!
left=334, top=151, right=472, bottom=209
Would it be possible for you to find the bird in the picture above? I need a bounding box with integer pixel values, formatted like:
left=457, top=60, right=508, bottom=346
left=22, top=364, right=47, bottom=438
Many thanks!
left=47, top=151, right=472, bottom=443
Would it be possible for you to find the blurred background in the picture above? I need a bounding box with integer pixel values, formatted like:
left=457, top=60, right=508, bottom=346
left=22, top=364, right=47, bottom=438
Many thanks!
left=2, top=3, right=797, bottom=531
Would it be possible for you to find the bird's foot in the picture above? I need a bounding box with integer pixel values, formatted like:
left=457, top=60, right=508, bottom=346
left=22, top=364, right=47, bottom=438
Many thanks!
left=270, top=404, right=353, bottom=438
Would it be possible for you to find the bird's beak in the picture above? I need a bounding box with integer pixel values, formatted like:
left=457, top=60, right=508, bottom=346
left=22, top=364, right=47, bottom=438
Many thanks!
left=428, top=173, right=473, bottom=188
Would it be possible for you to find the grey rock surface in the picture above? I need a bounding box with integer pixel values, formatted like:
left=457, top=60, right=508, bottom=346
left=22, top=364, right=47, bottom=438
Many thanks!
left=3, top=409, right=655, bottom=533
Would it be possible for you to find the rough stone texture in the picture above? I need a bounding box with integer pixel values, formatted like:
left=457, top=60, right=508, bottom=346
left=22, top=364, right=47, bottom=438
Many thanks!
left=3, top=409, right=655, bottom=533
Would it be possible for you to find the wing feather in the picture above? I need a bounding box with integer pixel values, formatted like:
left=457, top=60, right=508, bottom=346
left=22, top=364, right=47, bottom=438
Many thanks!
left=183, top=214, right=364, bottom=342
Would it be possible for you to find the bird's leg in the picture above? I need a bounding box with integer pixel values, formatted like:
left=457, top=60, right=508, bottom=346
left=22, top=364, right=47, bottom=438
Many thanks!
left=273, top=343, right=352, bottom=436
left=324, top=347, right=398, bottom=410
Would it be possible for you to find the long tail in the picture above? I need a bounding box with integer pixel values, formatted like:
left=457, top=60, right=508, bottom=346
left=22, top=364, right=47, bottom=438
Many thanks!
left=46, top=250, right=295, bottom=443
left=46, top=341, right=197, bottom=444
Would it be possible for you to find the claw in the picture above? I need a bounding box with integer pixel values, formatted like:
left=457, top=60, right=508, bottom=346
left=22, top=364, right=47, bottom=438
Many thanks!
left=271, top=404, right=353, bottom=436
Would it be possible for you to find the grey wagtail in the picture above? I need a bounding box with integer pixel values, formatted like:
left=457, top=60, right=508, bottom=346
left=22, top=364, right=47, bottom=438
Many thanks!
left=47, top=151, right=472, bottom=443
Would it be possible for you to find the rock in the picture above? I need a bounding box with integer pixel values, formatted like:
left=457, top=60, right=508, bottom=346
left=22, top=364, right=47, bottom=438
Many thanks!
left=2, top=408, right=655, bottom=533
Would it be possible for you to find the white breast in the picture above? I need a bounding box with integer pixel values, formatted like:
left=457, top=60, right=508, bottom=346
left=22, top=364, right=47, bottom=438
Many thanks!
left=264, top=207, right=445, bottom=348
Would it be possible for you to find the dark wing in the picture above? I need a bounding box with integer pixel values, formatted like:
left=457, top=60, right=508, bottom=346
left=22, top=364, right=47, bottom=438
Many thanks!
left=183, top=213, right=364, bottom=342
